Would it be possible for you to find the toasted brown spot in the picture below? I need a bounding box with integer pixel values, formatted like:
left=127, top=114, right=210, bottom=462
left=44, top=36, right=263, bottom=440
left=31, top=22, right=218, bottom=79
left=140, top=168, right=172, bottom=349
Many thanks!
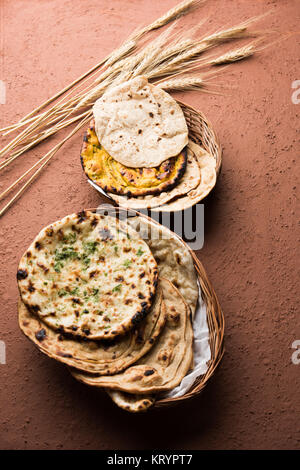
left=171, top=312, right=180, bottom=323
left=28, top=281, right=35, bottom=293
left=91, top=217, right=99, bottom=227
left=89, top=270, right=98, bottom=278
left=31, top=305, right=40, bottom=313
left=57, top=352, right=73, bottom=358
left=37, top=263, right=49, bottom=274
left=144, top=369, right=155, bottom=376
left=77, top=211, right=87, bottom=223
left=17, top=269, right=28, bottom=280
left=45, top=227, right=54, bottom=237
left=35, top=329, right=46, bottom=341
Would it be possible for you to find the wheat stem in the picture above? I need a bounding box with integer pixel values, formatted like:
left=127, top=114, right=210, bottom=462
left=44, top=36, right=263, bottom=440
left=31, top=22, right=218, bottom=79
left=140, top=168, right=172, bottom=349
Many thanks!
left=0, top=116, right=90, bottom=217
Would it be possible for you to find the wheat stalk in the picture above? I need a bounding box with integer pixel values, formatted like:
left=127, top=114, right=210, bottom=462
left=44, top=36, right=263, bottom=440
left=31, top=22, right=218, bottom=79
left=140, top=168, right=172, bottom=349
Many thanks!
left=0, top=1, right=271, bottom=217
left=211, top=43, right=256, bottom=65
left=0, top=110, right=91, bottom=171
left=132, top=0, right=202, bottom=39
left=158, top=76, right=204, bottom=91
left=0, top=116, right=90, bottom=217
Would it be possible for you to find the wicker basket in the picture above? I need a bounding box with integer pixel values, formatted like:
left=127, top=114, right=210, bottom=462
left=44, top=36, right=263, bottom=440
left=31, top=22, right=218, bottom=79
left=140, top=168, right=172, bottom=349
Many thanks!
left=85, top=100, right=222, bottom=204
left=90, top=205, right=225, bottom=409
left=155, top=248, right=224, bottom=408
left=178, top=100, right=222, bottom=175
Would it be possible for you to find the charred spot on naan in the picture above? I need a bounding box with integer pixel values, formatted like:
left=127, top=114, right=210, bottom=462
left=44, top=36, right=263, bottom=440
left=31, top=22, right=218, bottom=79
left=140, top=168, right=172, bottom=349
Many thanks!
left=80, top=122, right=187, bottom=197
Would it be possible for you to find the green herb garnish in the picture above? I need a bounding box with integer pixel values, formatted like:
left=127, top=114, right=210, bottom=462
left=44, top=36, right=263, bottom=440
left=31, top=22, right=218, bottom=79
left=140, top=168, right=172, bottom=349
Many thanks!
left=112, top=284, right=122, bottom=293
left=83, top=241, right=98, bottom=255
left=58, top=288, right=68, bottom=297
left=54, top=246, right=80, bottom=263
left=54, top=261, right=64, bottom=273
left=82, top=255, right=91, bottom=267
left=62, top=232, right=77, bottom=244
left=70, top=287, right=79, bottom=296
left=123, top=259, right=132, bottom=268
left=137, top=248, right=144, bottom=256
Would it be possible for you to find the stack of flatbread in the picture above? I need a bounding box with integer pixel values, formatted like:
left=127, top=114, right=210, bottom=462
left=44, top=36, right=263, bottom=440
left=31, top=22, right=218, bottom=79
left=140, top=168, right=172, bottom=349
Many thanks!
left=17, top=210, right=199, bottom=412
left=81, top=76, right=217, bottom=212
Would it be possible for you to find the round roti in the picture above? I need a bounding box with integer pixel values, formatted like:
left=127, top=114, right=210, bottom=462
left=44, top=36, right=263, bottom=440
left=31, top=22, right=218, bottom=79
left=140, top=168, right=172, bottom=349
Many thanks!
left=80, top=120, right=187, bottom=197
left=153, top=141, right=217, bottom=212
left=93, top=76, right=188, bottom=168
left=17, top=211, right=158, bottom=340
left=18, top=283, right=166, bottom=375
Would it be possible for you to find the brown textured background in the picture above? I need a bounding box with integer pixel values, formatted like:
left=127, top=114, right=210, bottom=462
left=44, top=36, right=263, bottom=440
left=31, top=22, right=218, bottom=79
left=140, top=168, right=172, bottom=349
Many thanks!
left=0, top=0, right=299, bottom=450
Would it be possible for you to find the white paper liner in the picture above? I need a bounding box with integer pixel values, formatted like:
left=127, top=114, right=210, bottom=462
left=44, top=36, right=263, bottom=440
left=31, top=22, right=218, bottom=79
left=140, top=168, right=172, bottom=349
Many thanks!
left=161, top=282, right=211, bottom=399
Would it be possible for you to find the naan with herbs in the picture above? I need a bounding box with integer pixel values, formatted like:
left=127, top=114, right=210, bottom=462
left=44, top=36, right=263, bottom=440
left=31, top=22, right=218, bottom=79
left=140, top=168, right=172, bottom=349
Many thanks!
left=17, top=211, right=158, bottom=340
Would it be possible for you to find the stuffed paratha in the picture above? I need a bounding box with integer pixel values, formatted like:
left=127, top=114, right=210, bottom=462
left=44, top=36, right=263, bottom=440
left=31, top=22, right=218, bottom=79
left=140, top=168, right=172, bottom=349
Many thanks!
left=81, top=121, right=187, bottom=197
left=109, top=142, right=200, bottom=208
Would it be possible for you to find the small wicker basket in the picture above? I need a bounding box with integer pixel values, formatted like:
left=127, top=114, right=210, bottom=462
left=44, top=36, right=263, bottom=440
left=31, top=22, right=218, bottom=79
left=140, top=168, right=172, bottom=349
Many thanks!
left=85, top=100, right=222, bottom=203
left=91, top=205, right=225, bottom=409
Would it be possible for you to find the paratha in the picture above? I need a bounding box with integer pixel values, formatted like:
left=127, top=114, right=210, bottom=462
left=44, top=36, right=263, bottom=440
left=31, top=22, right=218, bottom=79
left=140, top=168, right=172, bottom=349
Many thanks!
left=17, top=211, right=158, bottom=340
left=81, top=120, right=187, bottom=197
left=18, top=283, right=166, bottom=375
left=109, top=143, right=200, bottom=208
left=93, top=76, right=188, bottom=168
left=124, top=214, right=199, bottom=317
left=71, top=279, right=194, bottom=394
left=107, top=390, right=155, bottom=413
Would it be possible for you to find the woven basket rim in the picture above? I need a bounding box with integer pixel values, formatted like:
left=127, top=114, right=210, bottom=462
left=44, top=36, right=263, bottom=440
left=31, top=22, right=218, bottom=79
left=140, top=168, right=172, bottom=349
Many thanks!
left=88, top=205, right=225, bottom=408
left=176, top=99, right=222, bottom=175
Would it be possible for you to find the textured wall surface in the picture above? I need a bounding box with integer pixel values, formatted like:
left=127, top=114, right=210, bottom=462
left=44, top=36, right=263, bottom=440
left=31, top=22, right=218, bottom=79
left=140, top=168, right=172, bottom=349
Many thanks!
left=0, top=0, right=299, bottom=450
